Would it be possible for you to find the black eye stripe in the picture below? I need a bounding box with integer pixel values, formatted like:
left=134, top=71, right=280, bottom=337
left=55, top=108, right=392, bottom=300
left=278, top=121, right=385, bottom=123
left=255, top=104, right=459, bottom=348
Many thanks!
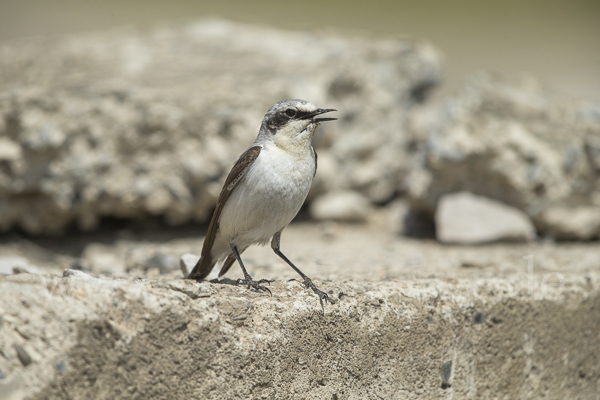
left=283, top=109, right=315, bottom=120
left=263, top=106, right=317, bottom=134
left=293, top=110, right=312, bottom=119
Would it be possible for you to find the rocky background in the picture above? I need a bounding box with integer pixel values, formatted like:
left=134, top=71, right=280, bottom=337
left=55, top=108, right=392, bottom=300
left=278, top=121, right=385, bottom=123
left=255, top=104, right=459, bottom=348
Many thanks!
left=407, top=74, right=600, bottom=241
left=1, top=21, right=599, bottom=242
left=1, top=20, right=600, bottom=400
left=0, top=20, right=440, bottom=234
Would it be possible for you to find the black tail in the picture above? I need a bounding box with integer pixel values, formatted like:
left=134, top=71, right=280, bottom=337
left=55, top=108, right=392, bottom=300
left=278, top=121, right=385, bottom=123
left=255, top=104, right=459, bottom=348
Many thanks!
left=187, top=255, right=214, bottom=280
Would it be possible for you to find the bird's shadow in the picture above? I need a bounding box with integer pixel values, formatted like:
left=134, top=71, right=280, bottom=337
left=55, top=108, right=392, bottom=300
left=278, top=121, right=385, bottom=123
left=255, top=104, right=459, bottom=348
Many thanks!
left=207, top=277, right=277, bottom=291
left=183, top=277, right=240, bottom=286
left=208, top=277, right=240, bottom=286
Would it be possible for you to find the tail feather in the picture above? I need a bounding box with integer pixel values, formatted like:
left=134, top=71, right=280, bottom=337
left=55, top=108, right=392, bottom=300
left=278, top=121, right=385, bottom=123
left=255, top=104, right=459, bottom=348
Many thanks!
left=187, top=255, right=215, bottom=280
left=218, top=254, right=237, bottom=277
left=188, top=246, right=245, bottom=280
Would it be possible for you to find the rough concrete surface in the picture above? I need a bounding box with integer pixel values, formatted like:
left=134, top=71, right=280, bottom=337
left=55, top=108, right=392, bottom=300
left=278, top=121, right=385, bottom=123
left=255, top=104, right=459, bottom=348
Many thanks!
left=1, top=223, right=599, bottom=399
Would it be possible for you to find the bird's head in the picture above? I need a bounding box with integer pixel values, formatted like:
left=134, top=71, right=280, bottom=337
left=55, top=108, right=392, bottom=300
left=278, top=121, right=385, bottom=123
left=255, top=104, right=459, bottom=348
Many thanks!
left=258, top=99, right=336, bottom=150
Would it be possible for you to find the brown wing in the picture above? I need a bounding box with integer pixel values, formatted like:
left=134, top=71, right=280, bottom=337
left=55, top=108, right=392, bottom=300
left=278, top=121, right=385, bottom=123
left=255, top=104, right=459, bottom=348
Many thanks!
left=188, top=145, right=262, bottom=279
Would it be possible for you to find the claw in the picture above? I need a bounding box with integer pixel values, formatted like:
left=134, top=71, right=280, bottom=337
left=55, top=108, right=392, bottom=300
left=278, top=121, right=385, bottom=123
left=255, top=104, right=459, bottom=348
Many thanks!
left=301, top=278, right=335, bottom=313
left=236, top=277, right=272, bottom=296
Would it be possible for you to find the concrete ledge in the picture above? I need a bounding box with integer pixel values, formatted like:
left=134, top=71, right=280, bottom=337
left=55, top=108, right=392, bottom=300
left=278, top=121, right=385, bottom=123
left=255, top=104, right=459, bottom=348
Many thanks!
left=1, top=271, right=598, bottom=399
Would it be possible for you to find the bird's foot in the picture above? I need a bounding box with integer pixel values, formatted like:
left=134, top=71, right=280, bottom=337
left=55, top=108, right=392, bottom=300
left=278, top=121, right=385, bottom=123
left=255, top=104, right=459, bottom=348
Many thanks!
left=301, top=278, right=335, bottom=313
left=236, top=276, right=272, bottom=296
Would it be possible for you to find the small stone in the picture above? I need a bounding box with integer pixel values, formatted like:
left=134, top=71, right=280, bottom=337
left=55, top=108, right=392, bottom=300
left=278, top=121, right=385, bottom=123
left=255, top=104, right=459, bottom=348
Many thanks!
left=63, top=269, right=93, bottom=279
left=13, top=344, right=32, bottom=367
left=55, top=359, right=66, bottom=374
left=540, top=205, right=600, bottom=240
left=0, top=256, right=39, bottom=275
left=180, top=253, right=200, bottom=277
left=473, top=311, right=485, bottom=324
left=310, top=191, right=373, bottom=222
left=436, top=191, right=536, bottom=244
left=144, top=253, right=179, bottom=274
left=441, top=360, right=452, bottom=389
left=70, top=259, right=87, bottom=271
left=0, top=137, right=22, bottom=161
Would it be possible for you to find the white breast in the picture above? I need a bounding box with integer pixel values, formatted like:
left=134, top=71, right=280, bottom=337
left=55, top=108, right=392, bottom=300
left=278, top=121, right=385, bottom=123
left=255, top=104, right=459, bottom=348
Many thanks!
left=217, top=143, right=315, bottom=249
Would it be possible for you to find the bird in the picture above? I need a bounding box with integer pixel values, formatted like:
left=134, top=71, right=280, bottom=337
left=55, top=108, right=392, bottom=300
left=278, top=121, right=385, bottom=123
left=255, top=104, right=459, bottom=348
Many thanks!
left=188, top=99, right=337, bottom=310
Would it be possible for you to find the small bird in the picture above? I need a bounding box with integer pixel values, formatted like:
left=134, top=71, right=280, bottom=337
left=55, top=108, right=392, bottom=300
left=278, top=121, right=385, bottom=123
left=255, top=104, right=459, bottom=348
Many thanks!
left=188, top=99, right=337, bottom=310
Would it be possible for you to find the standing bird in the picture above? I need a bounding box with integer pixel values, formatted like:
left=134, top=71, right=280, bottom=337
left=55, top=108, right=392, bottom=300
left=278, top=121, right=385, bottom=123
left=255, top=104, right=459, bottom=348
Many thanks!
left=188, top=99, right=337, bottom=309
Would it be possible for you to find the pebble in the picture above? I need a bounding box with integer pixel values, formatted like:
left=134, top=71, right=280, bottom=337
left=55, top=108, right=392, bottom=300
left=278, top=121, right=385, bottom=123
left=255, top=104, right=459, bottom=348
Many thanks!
left=63, top=269, right=93, bottom=279
left=144, top=253, right=179, bottom=274
left=441, top=360, right=452, bottom=389
left=310, top=190, right=372, bottom=222
left=179, top=253, right=200, bottom=277
left=13, top=344, right=32, bottom=367
left=0, top=256, right=39, bottom=275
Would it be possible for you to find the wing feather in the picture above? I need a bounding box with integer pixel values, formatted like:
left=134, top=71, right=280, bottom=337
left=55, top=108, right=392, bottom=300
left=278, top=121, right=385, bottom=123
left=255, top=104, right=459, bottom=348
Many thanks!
left=188, top=145, right=262, bottom=279
left=312, top=146, right=318, bottom=177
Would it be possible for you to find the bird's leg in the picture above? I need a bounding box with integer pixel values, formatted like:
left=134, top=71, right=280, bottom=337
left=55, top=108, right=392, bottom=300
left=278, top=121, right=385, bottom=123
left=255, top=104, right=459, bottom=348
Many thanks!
left=231, top=241, right=271, bottom=296
left=271, top=232, right=335, bottom=312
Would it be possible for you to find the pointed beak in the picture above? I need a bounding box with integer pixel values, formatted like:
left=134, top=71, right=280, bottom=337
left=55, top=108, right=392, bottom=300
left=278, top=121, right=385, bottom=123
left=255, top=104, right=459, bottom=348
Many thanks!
left=302, top=108, right=337, bottom=122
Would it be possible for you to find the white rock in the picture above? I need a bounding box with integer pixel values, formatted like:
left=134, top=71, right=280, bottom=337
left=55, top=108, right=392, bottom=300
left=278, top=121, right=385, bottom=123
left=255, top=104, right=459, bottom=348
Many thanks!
left=180, top=253, right=200, bottom=277
left=0, top=138, right=22, bottom=161
left=436, top=191, right=536, bottom=244
left=63, top=269, right=93, bottom=279
left=310, top=191, right=373, bottom=222
left=539, top=205, right=600, bottom=240
left=143, top=253, right=179, bottom=274
left=0, top=256, right=39, bottom=275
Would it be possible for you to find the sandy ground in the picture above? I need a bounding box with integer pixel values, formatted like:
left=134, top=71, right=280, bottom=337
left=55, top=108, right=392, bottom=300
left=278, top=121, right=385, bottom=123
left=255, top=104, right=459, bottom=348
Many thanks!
left=2, top=220, right=598, bottom=287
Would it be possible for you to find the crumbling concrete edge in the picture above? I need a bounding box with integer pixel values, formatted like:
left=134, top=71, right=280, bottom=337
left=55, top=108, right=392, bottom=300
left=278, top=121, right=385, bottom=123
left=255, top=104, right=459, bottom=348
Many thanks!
left=0, top=272, right=598, bottom=399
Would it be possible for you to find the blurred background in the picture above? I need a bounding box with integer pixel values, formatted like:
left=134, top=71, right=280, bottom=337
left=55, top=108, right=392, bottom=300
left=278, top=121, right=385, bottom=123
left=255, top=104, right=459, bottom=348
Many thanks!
left=2, top=0, right=600, bottom=102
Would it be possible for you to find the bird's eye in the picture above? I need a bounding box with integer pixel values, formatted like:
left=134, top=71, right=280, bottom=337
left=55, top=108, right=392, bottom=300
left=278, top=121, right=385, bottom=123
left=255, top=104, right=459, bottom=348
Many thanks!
left=285, top=109, right=297, bottom=118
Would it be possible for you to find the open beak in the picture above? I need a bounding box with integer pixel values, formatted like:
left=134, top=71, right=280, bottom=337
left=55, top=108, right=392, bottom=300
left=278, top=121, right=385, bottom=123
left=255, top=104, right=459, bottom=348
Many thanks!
left=302, top=108, right=337, bottom=122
